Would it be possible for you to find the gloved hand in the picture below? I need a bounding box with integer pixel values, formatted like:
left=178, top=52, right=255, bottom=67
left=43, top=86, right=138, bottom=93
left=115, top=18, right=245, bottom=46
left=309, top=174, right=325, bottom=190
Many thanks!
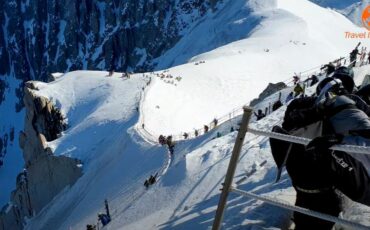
left=306, top=134, right=344, bottom=153
left=302, top=135, right=343, bottom=188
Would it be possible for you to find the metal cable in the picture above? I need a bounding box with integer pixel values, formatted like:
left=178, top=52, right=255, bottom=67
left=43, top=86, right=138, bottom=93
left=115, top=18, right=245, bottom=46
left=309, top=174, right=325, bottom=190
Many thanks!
left=138, top=56, right=366, bottom=148
left=230, top=187, right=370, bottom=230
left=248, top=128, right=370, bottom=155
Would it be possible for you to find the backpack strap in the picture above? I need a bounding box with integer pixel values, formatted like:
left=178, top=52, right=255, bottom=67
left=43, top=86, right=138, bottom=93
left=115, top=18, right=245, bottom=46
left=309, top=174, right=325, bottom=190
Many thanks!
left=349, top=129, right=370, bottom=138
left=347, top=94, right=370, bottom=116
left=321, top=102, right=357, bottom=135
left=323, top=103, right=357, bottom=119
left=295, top=185, right=334, bottom=194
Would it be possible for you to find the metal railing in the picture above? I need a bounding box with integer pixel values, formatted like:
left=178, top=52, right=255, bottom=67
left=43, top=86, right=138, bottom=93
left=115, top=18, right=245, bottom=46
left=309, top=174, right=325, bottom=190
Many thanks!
left=211, top=107, right=370, bottom=230
left=138, top=55, right=358, bottom=145
left=133, top=54, right=370, bottom=229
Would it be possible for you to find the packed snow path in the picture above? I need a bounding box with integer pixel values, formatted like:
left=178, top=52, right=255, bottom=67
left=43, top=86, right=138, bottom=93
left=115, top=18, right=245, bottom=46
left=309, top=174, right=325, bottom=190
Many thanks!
left=23, top=5, right=370, bottom=227
left=130, top=59, right=370, bottom=229
left=136, top=55, right=360, bottom=144
left=25, top=61, right=370, bottom=230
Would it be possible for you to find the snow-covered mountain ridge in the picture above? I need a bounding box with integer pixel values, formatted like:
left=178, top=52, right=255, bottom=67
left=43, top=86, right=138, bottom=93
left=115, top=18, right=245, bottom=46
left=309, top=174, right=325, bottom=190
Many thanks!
left=309, top=0, right=370, bottom=27
left=1, top=0, right=370, bottom=229
left=0, top=0, right=219, bottom=204
left=20, top=66, right=370, bottom=230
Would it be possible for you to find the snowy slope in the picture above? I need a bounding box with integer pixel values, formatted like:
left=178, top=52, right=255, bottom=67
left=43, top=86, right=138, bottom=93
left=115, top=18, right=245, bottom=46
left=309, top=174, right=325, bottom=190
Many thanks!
left=146, top=0, right=370, bottom=137
left=1, top=0, right=368, bottom=208
left=26, top=71, right=171, bottom=229
left=21, top=0, right=370, bottom=229
left=34, top=71, right=146, bottom=162
left=27, top=67, right=370, bottom=230
left=26, top=70, right=296, bottom=230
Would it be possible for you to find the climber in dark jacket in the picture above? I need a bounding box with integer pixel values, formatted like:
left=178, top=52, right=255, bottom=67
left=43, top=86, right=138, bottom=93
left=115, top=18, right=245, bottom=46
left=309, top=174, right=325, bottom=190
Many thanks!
left=357, top=84, right=370, bottom=105
left=272, top=100, right=283, bottom=111
left=285, top=92, right=294, bottom=103
left=350, top=47, right=359, bottom=66
left=329, top=67, right=370, bottom=114
left=86, top=224, right=96, bottom=230
left=321, top=62, right=335, bottom=76
left=98, top=213, right=111, bottom=226
left=213, top=118, right=218, bottom=127
left=254, top=109, right=265, bottom=121
left=331, top=66, right=355, bottom=93
left=309, top=75, right=319, bottom=87
left=270, top=77, right=370, bottom=230
left=313, top=81, right=370, bottom=206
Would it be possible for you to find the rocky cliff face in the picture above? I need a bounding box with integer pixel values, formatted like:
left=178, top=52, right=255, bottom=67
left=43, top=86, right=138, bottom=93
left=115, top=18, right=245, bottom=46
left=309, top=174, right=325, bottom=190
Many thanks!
left=249, top=82, right=287, bottom=107
left=0, top=0, right=217, bottom=108
left=0, top=83, right=82, bottom=230
left=0, top=0, right=219, bottom=208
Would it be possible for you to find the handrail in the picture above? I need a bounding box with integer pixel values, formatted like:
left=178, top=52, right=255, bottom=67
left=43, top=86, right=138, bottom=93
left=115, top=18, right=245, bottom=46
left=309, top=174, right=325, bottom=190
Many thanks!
left=212, top=107, right=370, bottom=230
left=231, top=187, right=370, bottom=230
left=138, top=54, right=365, bottom=145
left=248, top=128, right=370, bottom=155
left=134, top=54, right=370, bottom=229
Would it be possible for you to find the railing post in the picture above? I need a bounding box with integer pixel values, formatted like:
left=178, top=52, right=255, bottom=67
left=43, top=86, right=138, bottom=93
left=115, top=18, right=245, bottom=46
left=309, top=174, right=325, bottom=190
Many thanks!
left=212, top=106, right=253, bottom=230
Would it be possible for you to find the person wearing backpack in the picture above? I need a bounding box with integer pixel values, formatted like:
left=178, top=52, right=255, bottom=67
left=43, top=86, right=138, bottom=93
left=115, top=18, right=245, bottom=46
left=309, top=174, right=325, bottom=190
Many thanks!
left=350, top=44, right=360, bottom=67
left=98, top=213, right=111, bottom=226
left=331, top=66, right=355, bottom=93
left=270, top=77, right=370, bottom=230
left=272, top=100, right=283, bottom=111
left=293, top=83, right=304, bottom=97
left=356, top=84, right=370, bottom=105
left=254, top=109, right=266, bottom=121
left=320, top=62, right=335, bottom=76
left=330, top=66, right=370, bottom=114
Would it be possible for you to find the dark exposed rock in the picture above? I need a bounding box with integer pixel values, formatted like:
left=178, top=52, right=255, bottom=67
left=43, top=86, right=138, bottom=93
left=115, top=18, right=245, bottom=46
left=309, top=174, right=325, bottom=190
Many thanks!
left=0, top=0, right=220, bottom=165
left=32, top=97, right=67, bottom=141
left=249, top=82, right=287, bottom=107
left=1, top=0, right=218, bottom=109
left=24, top=82, right=39, bottom=90
left=0, top=135, right=8, bottom=157
left=0, top=138, right=3, bottom=157
left=9, top=128, right=14, bottom=143
left=23, top=86, right=67, bottom=162
left=0, top=84, right=81, bottom=230
left=0, top=1, right=221, bottom=228
left=0, top=79, right=7, bottom=105
left=15, top=83, right=25, bottom=113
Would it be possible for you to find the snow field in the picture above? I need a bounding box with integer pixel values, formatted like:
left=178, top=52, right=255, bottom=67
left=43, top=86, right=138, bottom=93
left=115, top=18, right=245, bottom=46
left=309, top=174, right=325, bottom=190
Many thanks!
left=23, top=0, right=370, bottom=229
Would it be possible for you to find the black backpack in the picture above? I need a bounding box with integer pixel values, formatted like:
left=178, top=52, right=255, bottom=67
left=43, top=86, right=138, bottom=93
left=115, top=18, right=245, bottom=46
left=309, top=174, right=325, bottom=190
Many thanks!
left=356, top=84, right=370, bottom=105
left=270, top=96, right=370, bottom=206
